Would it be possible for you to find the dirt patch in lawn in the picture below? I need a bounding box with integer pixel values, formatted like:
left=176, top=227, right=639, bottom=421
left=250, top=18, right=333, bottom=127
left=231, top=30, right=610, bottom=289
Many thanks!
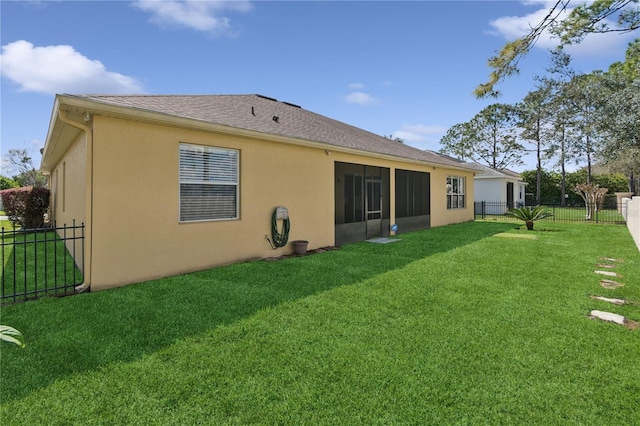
left=265, top=246, right=340, bottom=261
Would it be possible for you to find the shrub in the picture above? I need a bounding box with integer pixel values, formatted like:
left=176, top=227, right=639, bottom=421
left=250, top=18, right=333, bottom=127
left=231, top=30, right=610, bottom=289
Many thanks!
left=506, top=205, right=553, bottom=230
left=0, top=176, right=19, bottom=190
left=0, top=186, right=50, bottom=229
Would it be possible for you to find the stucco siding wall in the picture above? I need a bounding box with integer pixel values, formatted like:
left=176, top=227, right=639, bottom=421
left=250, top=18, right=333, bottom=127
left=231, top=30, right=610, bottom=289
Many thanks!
left=85, top=116, right=475, bottom=290
left=46, top=132, right=88, bottom=279
left=49, top=132, right=87, bottom=226
left=474, top=179, right=503, bottom=203
left=430, top=169, right=475, bottom=227
left=626, top=196, right=640, bottom=251
left=89, top=117, right=334, bottom=290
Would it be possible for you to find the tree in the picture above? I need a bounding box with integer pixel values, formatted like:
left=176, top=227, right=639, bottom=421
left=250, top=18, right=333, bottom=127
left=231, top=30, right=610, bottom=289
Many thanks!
left=544, top=48, right=606, bottom=184
left=0, top=176, right=19, bottom=190
left=516, top=83, right=555, bottom=203
left=564, top=72, right=605, bottom=183
left=521, top=169, right=562, bottom=203
left=3, top=148, right=46, bottom=188
left=521, top=168, right=626, bottom=204
left=440, top=103, right=525, bottom=169
left=573, top=182, right=608, bottom=219
left=602, top=147, right=640, bottom=193
left=476, top=0, right=640, bottom=98
left=542, top=49, right=578, bottom=203
left=597, top=39, right=640, bottom=192
left=569, top=169, right=628, bottom=191
left=438, top=122, right=474, bottom=162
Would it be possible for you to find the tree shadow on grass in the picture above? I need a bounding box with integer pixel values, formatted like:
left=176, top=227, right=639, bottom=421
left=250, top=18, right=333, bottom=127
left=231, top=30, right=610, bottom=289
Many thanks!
left=1, top=221, right=516, bottom=402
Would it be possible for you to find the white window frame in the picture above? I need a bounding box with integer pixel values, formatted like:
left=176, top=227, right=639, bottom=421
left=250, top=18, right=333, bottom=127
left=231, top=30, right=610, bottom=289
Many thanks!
left=446, top=175, right=466, bottom=210
left=179, top=143, right=239, bottom=222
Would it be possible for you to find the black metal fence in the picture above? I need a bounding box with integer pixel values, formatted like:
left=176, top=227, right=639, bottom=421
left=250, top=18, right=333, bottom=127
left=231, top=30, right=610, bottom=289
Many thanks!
left=475, top=201, right=627, bottom=225
left=1, top=221, right=84, bottom=305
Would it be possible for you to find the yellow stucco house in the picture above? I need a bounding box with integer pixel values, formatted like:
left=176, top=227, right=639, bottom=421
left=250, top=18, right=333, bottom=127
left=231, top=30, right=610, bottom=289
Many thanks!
left=41, top=94, right=476, bottom=291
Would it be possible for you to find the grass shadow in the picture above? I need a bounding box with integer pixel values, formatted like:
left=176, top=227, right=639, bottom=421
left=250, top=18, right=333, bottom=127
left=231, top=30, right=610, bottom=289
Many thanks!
left=1, top=221, right=516, bottom=402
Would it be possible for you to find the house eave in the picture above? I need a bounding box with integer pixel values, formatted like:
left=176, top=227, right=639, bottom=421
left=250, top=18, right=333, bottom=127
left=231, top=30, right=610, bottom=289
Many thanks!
left=42, top=94, right=477, bottom=173
left=40, top=97, right=79, bottom=172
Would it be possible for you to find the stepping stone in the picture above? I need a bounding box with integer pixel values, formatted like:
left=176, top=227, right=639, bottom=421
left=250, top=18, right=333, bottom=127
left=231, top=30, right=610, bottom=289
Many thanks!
left=591, top=295, right=625, bottom=305
left=594, top=270, right=620, bottom=277
left=600, top=280, right=624, bottom=289
left=589, top=310, right=626, bottom=325
left=366, top=237, right=401, bottom=244
left=494, top=233, right=537, bottom=240
left=595, top=263, right=616, bottom=268
left=589, top=310, right=639, bottom=330
left=599, top=257, right=624, bottom=263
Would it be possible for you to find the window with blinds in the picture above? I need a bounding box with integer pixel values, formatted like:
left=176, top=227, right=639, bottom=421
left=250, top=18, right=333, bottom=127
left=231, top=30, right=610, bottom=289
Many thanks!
left=179, top=143, right=239, bottom=222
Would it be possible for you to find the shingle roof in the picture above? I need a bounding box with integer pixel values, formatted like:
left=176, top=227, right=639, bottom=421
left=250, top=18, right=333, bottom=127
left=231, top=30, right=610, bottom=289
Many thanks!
left=68, top=94, right=471, bottom=170
left=463, top=162, right=523, bottom=179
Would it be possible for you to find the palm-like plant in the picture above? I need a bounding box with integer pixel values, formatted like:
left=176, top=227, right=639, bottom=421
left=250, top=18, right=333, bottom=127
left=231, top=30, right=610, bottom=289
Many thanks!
left=0, top=325, right=26, bottom=348
left=506, top=206, right=553, bottom=230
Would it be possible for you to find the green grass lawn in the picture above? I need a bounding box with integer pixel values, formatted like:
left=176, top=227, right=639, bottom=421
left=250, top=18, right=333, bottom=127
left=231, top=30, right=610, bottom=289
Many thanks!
left=1, top=221, right=639, bottom=425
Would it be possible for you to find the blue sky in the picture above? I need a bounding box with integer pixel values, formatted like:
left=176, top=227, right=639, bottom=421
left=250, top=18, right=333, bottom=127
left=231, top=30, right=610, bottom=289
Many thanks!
left=1, top=0, right=636, bottom=174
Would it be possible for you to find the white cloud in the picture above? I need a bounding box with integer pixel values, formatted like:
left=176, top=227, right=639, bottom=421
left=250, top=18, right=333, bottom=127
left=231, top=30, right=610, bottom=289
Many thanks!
left=344, top=91, right=378, bottom=106
left=0, top=40, right=145, bottom=95
left=132, top=0, right=252, bottom=34
left=348, top=82, right=365, bottom=90
left=489, top=2, right=634, bottom=58
left=489, top=7, right=565, bottom=47
left=392, top=124, right=447, bottom=144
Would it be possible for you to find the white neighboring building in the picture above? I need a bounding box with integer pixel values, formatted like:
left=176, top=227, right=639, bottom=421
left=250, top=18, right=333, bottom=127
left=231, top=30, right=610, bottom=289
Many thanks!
left=423, top=152, right=528, bottom=214
left=466, top=163, right=528, bottom=213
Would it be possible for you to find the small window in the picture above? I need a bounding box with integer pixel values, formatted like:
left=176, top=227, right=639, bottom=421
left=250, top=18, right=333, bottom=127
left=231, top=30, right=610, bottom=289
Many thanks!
left=446, top=176, right=465, bottom=209
left=179, top=143, right=239, bottom=222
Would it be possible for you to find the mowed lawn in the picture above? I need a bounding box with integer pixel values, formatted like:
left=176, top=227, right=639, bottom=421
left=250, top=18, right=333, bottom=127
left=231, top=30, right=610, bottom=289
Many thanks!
left=1, top=221, right=639, bottom=425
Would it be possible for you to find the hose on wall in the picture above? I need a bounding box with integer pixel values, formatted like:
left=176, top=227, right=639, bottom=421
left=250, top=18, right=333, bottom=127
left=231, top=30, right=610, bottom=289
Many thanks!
left=267, top=208, right=290, bottom=249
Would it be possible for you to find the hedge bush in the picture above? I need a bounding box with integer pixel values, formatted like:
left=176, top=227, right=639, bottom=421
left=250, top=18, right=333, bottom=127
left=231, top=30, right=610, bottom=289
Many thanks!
left=0, top=176, right=19, bottom=190
left=0, top=186, right=50, bottom=229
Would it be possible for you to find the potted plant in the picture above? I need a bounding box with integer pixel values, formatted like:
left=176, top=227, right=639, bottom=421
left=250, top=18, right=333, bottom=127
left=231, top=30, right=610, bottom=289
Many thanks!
left=506, top=206, right=553, bottom=230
